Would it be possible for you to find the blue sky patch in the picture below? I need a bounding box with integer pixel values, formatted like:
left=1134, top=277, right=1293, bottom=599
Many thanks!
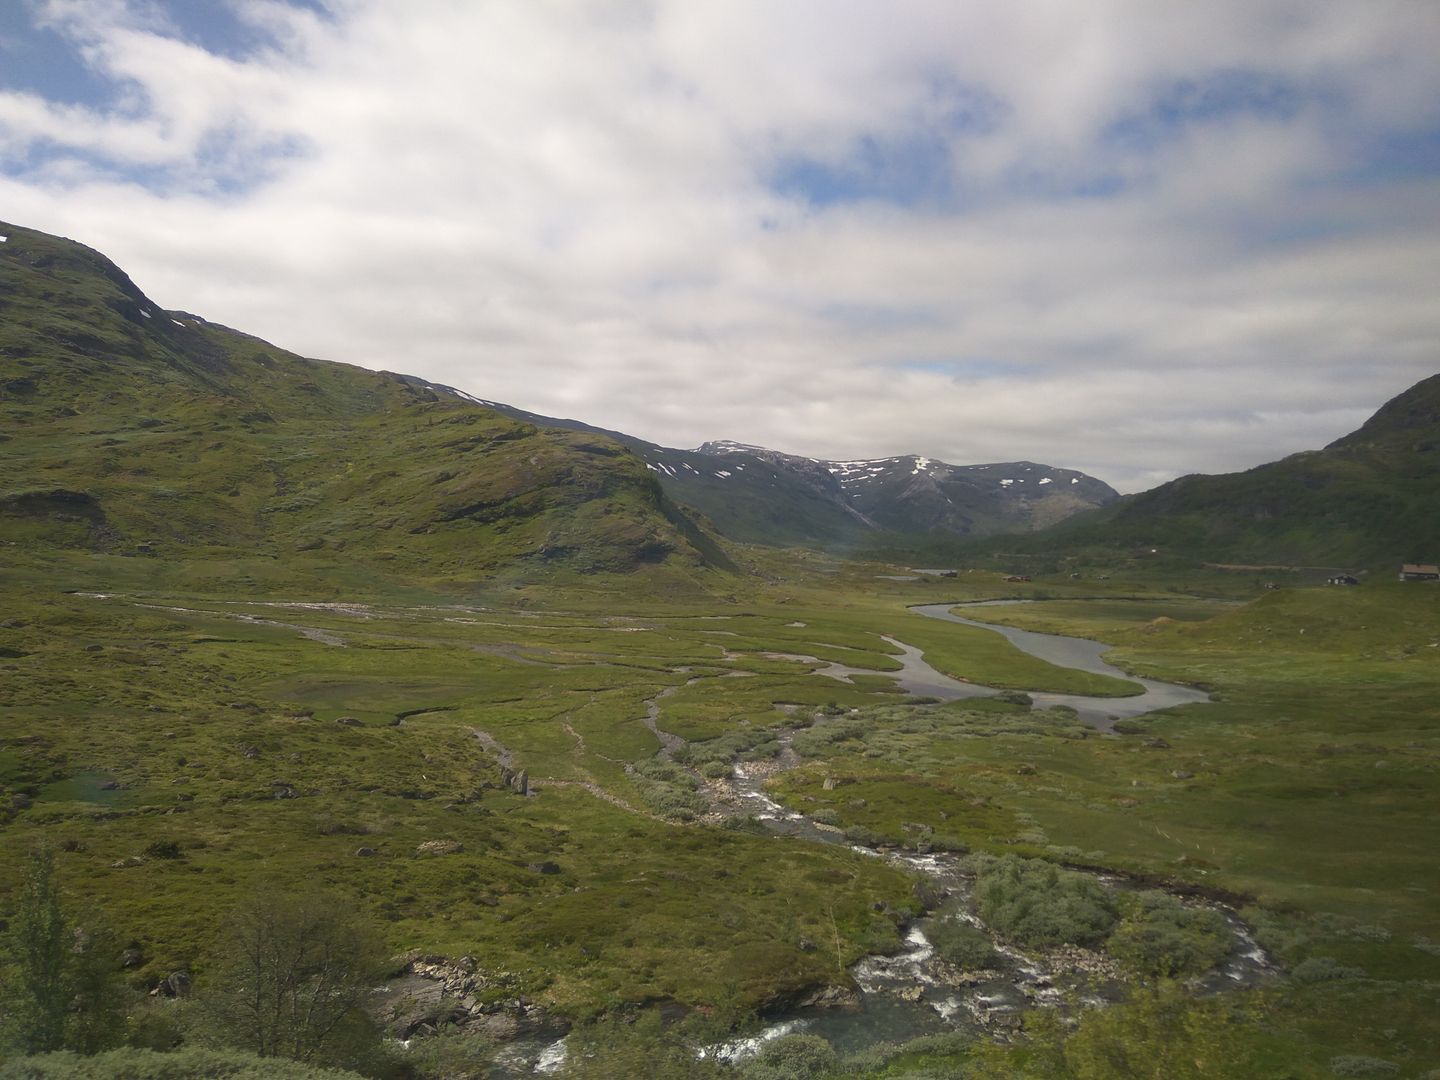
left=1105, top=68, right=1307, bottom=152
left=0, top=7, right=118, bottom=108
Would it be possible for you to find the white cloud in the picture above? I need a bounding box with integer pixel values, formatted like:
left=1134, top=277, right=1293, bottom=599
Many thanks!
left=2, top=0, right=1438, bottom=492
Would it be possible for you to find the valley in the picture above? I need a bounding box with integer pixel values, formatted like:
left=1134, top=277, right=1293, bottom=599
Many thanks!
left=2, top=223, right=1438, bottom=1078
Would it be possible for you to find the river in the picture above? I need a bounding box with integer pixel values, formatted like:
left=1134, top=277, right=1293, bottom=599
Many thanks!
left=494, top=600, right=1265, bottom=1075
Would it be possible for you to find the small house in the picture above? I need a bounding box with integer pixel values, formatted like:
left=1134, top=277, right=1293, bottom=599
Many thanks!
left=1327, top=574, right=1359, bottom=586
left=1399, top=564, right=1440, bottom=581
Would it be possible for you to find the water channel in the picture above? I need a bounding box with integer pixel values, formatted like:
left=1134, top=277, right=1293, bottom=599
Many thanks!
left=496, top=600, right=1267, bottom=1075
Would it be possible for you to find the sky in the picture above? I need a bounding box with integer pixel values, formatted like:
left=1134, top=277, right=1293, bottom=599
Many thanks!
left=2, top=1, right=1438, bottom=492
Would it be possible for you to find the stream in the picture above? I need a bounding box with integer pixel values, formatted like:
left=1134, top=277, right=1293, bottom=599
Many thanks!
left=496, top=600, right=1269, bottom=1075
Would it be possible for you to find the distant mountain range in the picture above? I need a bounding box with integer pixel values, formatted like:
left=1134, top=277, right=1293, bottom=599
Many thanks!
left=4, top=219, right=1434, bottom=577
left=407, top=384, right=1120, bottom=548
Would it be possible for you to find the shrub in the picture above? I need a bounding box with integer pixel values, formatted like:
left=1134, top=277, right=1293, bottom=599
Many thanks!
left=971, top=855, right=1118, bottom=949
left=0, top=850, right=124, bottom=1055
left=720, top=815, right=769, bottom=835
left=994, top=690, right=1033, bottom=707
left=700, top=760, right=732, bottom=779
left=810, top=808, right=840, bottom=826
left=843, top=824, right=882, bottom=847
left=1329, top=1055, right=1399, bottom=1077
left=741, top=1033, right=836, bottom=1080
left=927, top=918, right=1006, bottom=970
left=0, top=1048, right=367, bottom=1079
left=195, top=888, right=386, bottom=1070
left=1291, top=956, right=1365, bottom=983
left=1106, top=892, right=1232, bottom=977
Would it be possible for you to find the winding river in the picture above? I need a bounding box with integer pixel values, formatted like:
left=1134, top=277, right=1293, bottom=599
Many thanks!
left=904, top=601, right=1213, bottom=728
left=494, top=599, right=1265, bottom=1075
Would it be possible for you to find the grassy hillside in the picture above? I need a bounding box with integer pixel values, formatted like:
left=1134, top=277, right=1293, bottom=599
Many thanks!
left=0, top=222, right=725, bottom=591
left=1021, top=374, right=1440, bottom=569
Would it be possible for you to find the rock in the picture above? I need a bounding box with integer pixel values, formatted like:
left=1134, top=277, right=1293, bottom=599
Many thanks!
left=335, top=716, right=363, bottom=727
left=510, top=770, right=529, bottom=796
left=1113, top=797, right=1140, bottom=808
left=120, top=948, right=145, bottom=968
left=415, top=840, right=463, bottom=856
left=527, top=861, right=561, bottom=875
left=84, top=644, right=103, bottom=653
left=241, top=746, right=260, bottom=759
left=355, top=846, right=377, bottom=857
left=1171, top=769, right=1194, bottom=780
left=1144, top=737, right=1171, bottom=749
left=1016, top=763, right=1036, bottom=775
left=793, top=983, right=861, bottom=1009
left=797, top=937, right=818, bottom=953
left=151, top=970, right=190, bottom=998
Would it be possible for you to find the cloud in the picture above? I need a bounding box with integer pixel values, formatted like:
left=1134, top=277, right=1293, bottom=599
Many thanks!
left=1, top=0, right=1438, bottom=491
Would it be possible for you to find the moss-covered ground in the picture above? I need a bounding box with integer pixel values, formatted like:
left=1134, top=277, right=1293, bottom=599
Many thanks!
left=2, top=553, right=1438, bottom=1075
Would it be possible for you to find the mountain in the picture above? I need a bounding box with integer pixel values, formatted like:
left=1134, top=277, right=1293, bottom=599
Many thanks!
left=410, top=388, right=1119, bottom=549
left=0, top=222, right=727, bottom=585
left=735, top=446, right=1117, bottom=534
left=1014, top=373, right=1440, bottom=569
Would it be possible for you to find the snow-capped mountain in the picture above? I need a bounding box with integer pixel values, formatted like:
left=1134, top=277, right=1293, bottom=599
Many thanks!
left=410, top=382, right=1119, bottom=547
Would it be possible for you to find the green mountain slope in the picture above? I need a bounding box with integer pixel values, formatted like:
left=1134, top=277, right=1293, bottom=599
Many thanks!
left=1015, top=373, right=1440, bottom=569
left=415, top=389, right=1118, bottom=550
left=0, top=222, right=725, bottom=585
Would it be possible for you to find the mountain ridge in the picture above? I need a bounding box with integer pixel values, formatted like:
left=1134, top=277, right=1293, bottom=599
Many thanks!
left=411, top=381, right=1120, bottom=549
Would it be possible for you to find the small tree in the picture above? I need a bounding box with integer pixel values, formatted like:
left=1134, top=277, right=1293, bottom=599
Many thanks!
left=1, top=849, right=123, bottom=1055
left=198, top=888, right=385, bottom=1069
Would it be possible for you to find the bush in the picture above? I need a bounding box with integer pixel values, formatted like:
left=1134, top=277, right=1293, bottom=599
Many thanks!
left=971, top=855, right=1118, bottom=949
left=0, top=850, right=125, bottom=1056
left=843, top=824, right=882, bottom=847
left=994, top=690, right=1033, bottom=707
left=1291, top=956, right=1365, bottom=983
left=195, top=889, right=386, bottom=1071
left=1106, top=893, right=1232, bottom=977
left=1329, top=1055, right=1399, bottom=1077
left=927, top=918, right=1006, bottom=970
left=741, top=1033, right=836, bottom=1080
left=700, top=760, right=733, bottom=779
left=810, top=808, right=840, bottom=827
left=0, top=1047, right=366, bottom=1079
left=720, top=815, right=769, bottom=835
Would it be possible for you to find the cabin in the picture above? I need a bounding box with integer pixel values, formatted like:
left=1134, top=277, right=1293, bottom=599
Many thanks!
left=1327, top=574, right=1359, bottom=586
left=1400, top=564, right=1439, bottom=581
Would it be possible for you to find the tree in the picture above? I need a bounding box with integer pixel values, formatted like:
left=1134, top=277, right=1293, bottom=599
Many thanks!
left=0, top=849, right=123, bottom=1055
left=197, top=889, right=385, bottom=1070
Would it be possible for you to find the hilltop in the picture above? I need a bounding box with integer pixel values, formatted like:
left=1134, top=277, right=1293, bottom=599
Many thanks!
left=0, top=222, right=728, bottom=594
left=949, top=372, right=1440, bottom=573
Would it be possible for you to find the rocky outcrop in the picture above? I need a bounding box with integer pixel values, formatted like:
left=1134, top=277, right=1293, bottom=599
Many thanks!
left=372, top=954, right=569, bottom=1042
left=414, top=840, right=463, bottom=856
